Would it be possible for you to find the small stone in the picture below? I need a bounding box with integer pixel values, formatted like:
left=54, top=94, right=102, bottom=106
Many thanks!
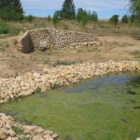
left=33, top=72, right=41, bottom=78
left=0, top=129, right=8, bottom=139
left=44, top=135, right=53, bottom=140
left=52, top=133, right=58, bottom=139
left=34, top=127, right=44, bottom=133
left=44, top=130, right=53, bottom=135
left=32, top=135, right=44, bottom=140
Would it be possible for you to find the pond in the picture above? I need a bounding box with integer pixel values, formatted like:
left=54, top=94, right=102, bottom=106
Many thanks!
left=1, top=73, right=140, bottom=140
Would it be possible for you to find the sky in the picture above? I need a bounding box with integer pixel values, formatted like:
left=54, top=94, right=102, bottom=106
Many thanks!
left=21, top=0, right=130, bottom=19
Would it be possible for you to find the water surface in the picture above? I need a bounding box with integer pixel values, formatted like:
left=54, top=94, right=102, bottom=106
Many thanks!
left=1, top=73, right=140, bottom=140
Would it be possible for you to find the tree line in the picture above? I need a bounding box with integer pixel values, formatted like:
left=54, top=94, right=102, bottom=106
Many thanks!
left=0, top=0, right=140, bottom=26
left=52, top=0, right=98, bottom=28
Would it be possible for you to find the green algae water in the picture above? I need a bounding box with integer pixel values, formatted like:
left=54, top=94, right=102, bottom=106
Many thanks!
left=1, top=73, right=140, bottom=140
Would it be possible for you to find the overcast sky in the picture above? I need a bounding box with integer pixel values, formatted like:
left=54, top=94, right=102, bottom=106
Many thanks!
left=21, top=0, right=130, bottom=19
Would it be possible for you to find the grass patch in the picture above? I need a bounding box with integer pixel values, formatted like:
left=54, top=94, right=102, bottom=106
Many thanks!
left=130, top=50, right=140, bottom=58
left=0, top=23, right=9, bottom=34
left=12, top=126, right=24, bottom=135
left=0, top=22, right=22, bottom=38
left=43, top=57, right=50, bottom=64
left=53, top=60, right=75, bottom=67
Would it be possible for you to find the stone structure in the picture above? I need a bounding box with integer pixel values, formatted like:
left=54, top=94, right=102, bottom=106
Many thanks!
left=18, top=28, right=98, bottom=53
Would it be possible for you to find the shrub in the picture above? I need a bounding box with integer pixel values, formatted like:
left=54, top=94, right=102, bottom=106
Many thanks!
left=25, top=15, right=35, bottom=23
left=122, top=15, right=129, bottom=23
left=81, top=13, right=89, bottom=29
left=0, top=23, right=9, bottom=34
left=52, top=12, right=59, bottom=27
left=109, top=15, right=119, bottom=26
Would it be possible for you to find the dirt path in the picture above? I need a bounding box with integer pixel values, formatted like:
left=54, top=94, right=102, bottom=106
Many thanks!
left=0, top=35, right=140, bottom=78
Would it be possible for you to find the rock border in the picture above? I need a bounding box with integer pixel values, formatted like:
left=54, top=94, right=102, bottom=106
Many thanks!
left=1, top=60, right=140, bottom=104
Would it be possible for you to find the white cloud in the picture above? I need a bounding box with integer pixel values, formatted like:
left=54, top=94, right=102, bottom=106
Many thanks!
left=21, top=0, right=129, bottom=11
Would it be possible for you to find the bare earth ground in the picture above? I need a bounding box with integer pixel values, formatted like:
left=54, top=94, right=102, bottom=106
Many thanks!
left=0, top=34, right=140, bottom=78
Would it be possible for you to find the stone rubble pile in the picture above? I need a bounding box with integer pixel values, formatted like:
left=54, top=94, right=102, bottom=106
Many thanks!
left=0, top=60, right=140, bottom=104
left=0, top=113, right=59, bottom=140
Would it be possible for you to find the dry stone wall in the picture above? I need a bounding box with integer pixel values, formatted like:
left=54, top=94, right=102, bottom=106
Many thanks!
left=19, top=28, right=98, bottom=53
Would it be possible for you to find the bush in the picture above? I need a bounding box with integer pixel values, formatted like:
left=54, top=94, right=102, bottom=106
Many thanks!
left=122, top=15, right=129, bottom=23
left=81, top=14, right=89, bottom=29
left=109, top=15, right=119, bottom=26
left=0, top=23, right=9, bottom=34
left=52, top=12, right=59, bottom=27
left=25, top=15, right=35, bottom=23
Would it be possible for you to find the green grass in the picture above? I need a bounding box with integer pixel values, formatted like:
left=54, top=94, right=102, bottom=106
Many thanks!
left=0, top=22, right=22, bottom=38
left=12, top=126, right=24, bottom=135
left=53, top=60, right=75, bottom=67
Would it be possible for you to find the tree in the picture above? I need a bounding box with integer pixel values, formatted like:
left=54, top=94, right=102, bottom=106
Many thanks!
left=60, top=0, right=76, bottom=19
left=77, top=8, right=98, bottom=22
left=90, top=11, right=98, bottom=22
left=129, top=0, right=140, bottom=23
left=109, top=15, right=119, bottom=26
left=81, top=13, right=89, bottom=29
left=122, top=14, right=129, bottom=23
left=52, top=11, right=59, bottom=28
left=0, top=0, right=24, bottom=21
left=77, top=8, right=84, bottom=22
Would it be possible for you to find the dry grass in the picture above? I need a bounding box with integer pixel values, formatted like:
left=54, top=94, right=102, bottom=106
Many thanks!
left=0, top=18, right=140, bottom=38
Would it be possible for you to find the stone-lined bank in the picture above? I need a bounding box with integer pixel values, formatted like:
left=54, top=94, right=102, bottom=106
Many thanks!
left=18, top=28, right=98, bottom=53
left=1, top=60, right=140, bottom=104
left=0, top=113, right=59, bottom=140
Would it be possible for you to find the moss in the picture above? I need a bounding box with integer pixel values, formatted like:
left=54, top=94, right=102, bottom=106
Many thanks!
left=1, top=73, right=140, bottom=140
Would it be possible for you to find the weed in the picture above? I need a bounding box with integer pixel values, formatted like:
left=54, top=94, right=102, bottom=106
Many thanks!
left=130, top=50, right=140, bottom=58
left=0, top=23, right=9, bottom=34
left=12, top=126, right=24, bottom=135
left=46, top=50, right=53, bottom=55
left=43, top=57, right=50, bottom=64
left=53, top=60, right=75, bottom=67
